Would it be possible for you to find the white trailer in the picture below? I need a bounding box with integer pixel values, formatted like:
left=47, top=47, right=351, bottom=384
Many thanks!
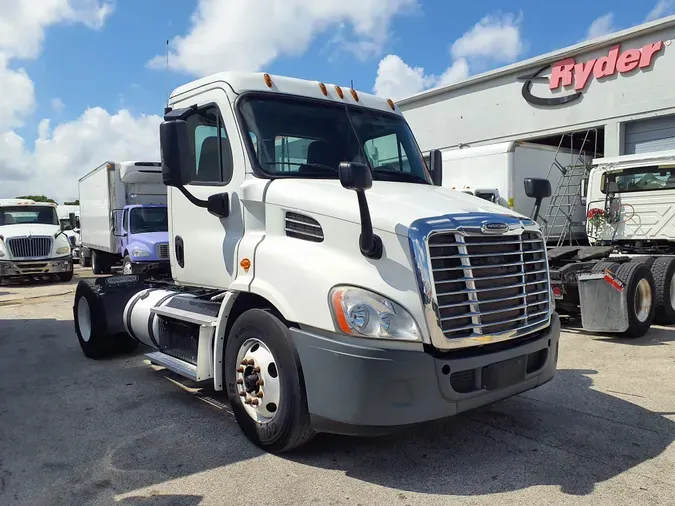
left=440, top=141, right=593, bottom=243
left=79, top=161, right=168, bottom=273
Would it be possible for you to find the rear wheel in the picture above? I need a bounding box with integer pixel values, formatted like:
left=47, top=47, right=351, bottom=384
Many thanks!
left=73, top=280, right=138, bottom=358
left=648, top=256, right=675, bottom=325
left=225, top=309, right=314, bottom=453
left=591, top=261, right=620, bottom=274
left=615, top=262, right=655, bottom=338
left=92, top=251, right=111, bottom=275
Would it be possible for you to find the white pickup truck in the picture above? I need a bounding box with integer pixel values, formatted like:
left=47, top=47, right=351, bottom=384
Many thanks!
left=0, top=199, right=74, bottom=284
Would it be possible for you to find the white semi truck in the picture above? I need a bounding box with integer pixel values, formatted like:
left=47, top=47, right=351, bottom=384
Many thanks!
left=57, top=204, right=81, bottom=263
left=72, top=72, right=560, bottom=453
left=79, top=161, right=170, bottom=275
left=0, top=198, right=73, bottom=284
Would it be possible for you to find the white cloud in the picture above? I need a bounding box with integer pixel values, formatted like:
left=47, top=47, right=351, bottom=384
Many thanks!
left=51, top=97, right=65, bottom=113
left=0, top=0, right=113, bottom=59
left=646, top=0, right=675, bottom=21
left=373, top=11, right=522, bottom=100
left=147, top=0, right=417, bottom=76
left=0, top=54, right=35, bottom=131
left=1, top=108, right=162, bottom=202
left=584, top=13, right=617, bottom=41
left=451, top=12, right=525, bottom=63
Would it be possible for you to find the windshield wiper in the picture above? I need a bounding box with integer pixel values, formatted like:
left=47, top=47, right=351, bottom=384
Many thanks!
left=372, top=168, right=429, bottom=184
left=265, top=161, right=338, bottom=173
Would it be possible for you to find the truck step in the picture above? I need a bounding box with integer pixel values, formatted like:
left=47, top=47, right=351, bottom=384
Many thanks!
left=150, top=306, right=218, bottom=326
left=146, top=351, right=198, bottom=381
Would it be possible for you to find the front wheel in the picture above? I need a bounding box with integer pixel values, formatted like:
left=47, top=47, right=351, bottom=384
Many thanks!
left=58, top=270, right=74, bottom=282
left=225, top=309, right=314, bottom=453
left=122, top=256, right=141, bottom=275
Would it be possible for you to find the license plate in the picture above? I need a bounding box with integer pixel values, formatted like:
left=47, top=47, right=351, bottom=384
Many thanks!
left=481, top=356, right=527, bottom=391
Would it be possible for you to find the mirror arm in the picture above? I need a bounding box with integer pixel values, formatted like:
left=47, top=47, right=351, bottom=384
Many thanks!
left=356, top=191, right=383, bottom=259
left=177, top=185, right=209, bottom=208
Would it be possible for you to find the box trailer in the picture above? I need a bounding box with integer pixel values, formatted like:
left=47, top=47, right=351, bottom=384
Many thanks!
left=440, top=141, right=593, bottom=244
left=79, top=161, right=170, bottom=275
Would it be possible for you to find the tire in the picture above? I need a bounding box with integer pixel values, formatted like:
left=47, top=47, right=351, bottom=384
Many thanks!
left=92, top=251, right=111, bottom=275
left=58, top=270, right=74, bottom=282
left=591, top=261, right=620, bottom=274
left=615, top=262, right=655, bottom=338
left=81, top=255, right=91, bottom=268
left=648, top=257, right=675, bottom=325
left=73, top=280, right=139, bottom=359
left=122, top=256, right=141, bottom=275
left=631, top=256, right=656, bottom=268
left=225, top=309, right=314, bottom=453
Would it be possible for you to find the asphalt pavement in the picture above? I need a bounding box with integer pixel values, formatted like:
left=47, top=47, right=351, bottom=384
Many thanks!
left=0, top=266, right=673, bottom=505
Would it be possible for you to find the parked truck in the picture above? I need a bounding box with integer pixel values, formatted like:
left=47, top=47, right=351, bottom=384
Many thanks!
left=532, top=149, right=675, bottom=337
left=0, top=198, right=73, bottom=284
left=57, top=204, right=81, bottom=263
left=79, top=161, right=170, bottom=275
left=72, top=72, right=560, bottom=453
left=440, top=141, right=593, bottom=244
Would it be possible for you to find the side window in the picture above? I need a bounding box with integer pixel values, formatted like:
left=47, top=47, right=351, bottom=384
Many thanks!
left=185, top=105, right=233, bottom=184
left=274, top=136, right=314, bottom=172
left=249, top=131, right=259, bottom=157
left=364, top=133, right=411, bottom=172
left=122, top=209, right=128, bottom=232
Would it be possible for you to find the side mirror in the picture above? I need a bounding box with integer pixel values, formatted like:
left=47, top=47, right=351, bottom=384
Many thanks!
left=524, top=178, right=551, bottom=222
left=604, top=180, right=619, bottom=195
left=68, top=212, right=77, bottom=230
left=524, top=178, right=552, bottom=199
left=160, top=119, right=193, bottom=187
left=338, top=162, right=382, bottom=260
left=338, top=161, right=372, bottom=191
left=429, top=149, right=443, bottom=186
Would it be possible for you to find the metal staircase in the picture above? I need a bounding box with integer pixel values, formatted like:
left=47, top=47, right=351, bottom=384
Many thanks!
left=539, top=129, right=599, bottom=247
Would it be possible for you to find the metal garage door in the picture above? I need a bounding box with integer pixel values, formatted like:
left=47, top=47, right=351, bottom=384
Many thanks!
left=624, top=114, right=675, bottom=155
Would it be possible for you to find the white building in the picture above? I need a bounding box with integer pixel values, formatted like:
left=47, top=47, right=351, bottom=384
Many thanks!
left=399, top=15, right=675, bottom=161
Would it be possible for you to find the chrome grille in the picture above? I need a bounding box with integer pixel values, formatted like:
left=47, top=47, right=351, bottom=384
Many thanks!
left=7, top=236, right=53, bottom=259
left=428, top=231, right=550, bottom=339
left=156, top=243, right=170, bottom=259
left=285, top=212, right=324, bottom=242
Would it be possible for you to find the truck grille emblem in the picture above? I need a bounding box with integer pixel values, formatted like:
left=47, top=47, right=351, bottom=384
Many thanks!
left=480, top=222, right=509, bottom=234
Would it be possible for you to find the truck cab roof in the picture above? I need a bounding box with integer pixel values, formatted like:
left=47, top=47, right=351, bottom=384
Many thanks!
left=0, top=199, right=56, bottom=207
left=170, top=72, right=402, bottom=116
left=593, top=149, right=675, bottom=169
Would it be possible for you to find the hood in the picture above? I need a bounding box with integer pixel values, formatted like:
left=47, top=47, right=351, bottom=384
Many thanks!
left=264, top=179, right=527, bottom=234
left=127, top=231, right=169, bottom=247
left=0, top=223, right=60, bottom=238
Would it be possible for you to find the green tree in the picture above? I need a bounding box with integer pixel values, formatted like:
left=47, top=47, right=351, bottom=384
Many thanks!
left=15, top=195, right=57, bottom=204
left=63, top=200, right=79, bottom=205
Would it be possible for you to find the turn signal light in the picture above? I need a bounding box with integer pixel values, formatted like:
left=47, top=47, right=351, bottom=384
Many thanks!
left=335, top=85, right=344, bottom=99
left=263, top=73, right=273, bottom=88
left=350, top=88, right=359, bottom=102
left=387, top=98, right=395, bottom=110
left=318, top=82, right=328, bottom=96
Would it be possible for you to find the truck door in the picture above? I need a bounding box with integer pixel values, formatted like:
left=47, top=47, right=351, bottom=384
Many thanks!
left=168, top=88, right=245, bottom=289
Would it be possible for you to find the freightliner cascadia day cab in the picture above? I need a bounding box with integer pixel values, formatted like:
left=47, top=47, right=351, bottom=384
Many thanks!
left=0, top=199, right=74, bottom=285
left=72, top=72, right=561, bottom=453
left=79, top=161, right=170, bottom=276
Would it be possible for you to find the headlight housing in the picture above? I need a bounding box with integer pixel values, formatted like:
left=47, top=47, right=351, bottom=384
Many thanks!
left=56, top=245, right=70, bottom=255
left=329, top=286, right=421, bottom=341
left=132, top=248, right=150, bottom=257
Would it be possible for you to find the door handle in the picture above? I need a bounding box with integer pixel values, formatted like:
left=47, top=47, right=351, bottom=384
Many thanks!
left=175, top=235, right=185, bottom=268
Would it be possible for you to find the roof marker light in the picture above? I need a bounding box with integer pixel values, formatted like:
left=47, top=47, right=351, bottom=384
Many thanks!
left=318, top=82, right=328, bottom=96
left=264, top=73, right=273, bottom=88
left=387, top=98, right=395, bottom=110
left=350, top=88, right=359, bottom=102
left=335, top=85, right=344, bottom=99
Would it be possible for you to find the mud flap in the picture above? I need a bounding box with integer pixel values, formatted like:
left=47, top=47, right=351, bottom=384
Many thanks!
left=578, top=270, right=629, bottom=332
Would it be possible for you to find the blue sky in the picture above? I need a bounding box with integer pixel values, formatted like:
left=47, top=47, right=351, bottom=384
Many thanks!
left=1, top=0, right=674, bottom=201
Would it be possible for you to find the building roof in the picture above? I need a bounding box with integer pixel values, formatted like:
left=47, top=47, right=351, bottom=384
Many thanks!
left=397, top=14, right=675, bottom=107
left=170, top=72, right=402, bottom=115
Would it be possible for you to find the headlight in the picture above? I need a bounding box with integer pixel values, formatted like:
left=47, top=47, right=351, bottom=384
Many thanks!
left=329, top=286, right=421, bottom=341
left=56, top=246, right=70, bottom=255
left=132, top=248, right=150, bottom=257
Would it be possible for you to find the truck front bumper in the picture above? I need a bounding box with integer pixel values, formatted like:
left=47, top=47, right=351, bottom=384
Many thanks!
left=290, top=312, right=560, bottom=435
left=0, top=257, right=73, bottom=277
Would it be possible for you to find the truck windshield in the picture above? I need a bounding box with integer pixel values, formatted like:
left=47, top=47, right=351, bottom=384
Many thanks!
left=602, top=165, right=675, bottom=193
left=129, top=207, right=168, bottom=234
left=0, top=206, right=59, bottom=226
left=239, top=95, right=431, bottom=184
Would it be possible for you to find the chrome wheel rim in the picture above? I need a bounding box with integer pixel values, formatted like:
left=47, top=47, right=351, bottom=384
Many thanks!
left=235, top=338, right=280, bottom=423
left=634, top=278, right=653, bottom=323
left=122, top=260, right=132, bottom=275
left=77, top=297, right=92, bottom=342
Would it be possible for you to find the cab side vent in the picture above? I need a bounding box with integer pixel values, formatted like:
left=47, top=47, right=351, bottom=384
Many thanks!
left=285, top=212, right=324, bottom=243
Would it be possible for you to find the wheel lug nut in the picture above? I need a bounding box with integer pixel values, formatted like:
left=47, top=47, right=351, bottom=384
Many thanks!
left=236, top=379, right=243, bottom=385
left=253, top=366, right=261, bottom=373
left=250, top=399, right=259, bottom=406
left=239, top=391, right=246, bottom=397
left=247, top=359, right=255, bottom=366
left=236, top=367, right=244, bottom=373
left=256, top=379, right=264, bottom=386
left=244, top=399, right=252, bottom=405
left=240, top=361, right=248, bottom=366
left=256, top=392, right=264, bottom=398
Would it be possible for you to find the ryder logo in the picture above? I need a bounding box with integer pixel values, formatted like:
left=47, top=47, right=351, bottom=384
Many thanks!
left=519, top=41, right=665, bottom=107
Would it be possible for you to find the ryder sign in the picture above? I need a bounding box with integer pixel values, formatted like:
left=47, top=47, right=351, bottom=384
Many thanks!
left=519, top=41, right=665, bottom=107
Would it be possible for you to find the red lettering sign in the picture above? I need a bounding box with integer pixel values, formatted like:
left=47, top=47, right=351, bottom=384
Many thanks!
left=549, top=41, right=664, bottom=91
